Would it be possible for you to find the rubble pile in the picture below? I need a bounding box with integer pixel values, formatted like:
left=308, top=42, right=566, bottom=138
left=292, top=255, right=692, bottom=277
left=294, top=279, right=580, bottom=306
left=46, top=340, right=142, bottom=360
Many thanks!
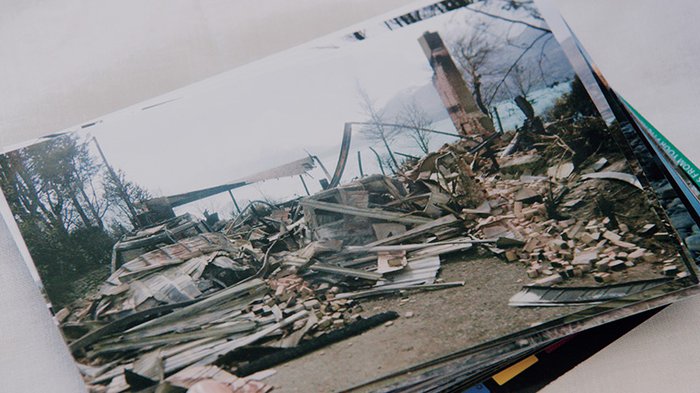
left=468, top=157, right=686, bottom=289
left=57, top=127, right=686, bottom=392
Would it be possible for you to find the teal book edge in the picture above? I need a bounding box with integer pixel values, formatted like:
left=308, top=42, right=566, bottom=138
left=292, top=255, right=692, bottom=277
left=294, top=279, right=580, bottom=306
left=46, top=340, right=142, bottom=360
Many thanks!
left=620, top=97, right=700, bottom=191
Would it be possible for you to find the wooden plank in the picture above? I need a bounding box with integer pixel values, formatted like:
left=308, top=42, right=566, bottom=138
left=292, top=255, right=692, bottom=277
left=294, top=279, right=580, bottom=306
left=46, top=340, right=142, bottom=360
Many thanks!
left=90, top=321, right=258, bottom=354
left=407, top=242, right=474, bottom=260
left=195, top=311, right=308, bottom=367
left=334, top=281, right=464, bottom=299
left=358, top=214, right=461, bottom=248
left=344, top=238, right=492, bottom=253
left=166, top=365, right=246, bottom=389
left=235, top=311, right=399, bottom=377
left=124, top=292, right=264, bottom=344
left=283, top=260, right=383, bottom=281
left=300, top=199, right=431, bottom=225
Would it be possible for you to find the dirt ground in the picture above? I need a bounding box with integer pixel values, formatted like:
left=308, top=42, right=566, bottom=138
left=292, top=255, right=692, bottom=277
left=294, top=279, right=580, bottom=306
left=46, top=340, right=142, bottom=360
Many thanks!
left=265, top=250, right=585, bottom=392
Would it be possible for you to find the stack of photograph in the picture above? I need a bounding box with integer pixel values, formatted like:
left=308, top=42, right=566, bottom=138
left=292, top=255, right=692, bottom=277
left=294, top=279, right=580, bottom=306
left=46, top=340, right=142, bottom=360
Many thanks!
left=1, top=1, right=699, bottom=392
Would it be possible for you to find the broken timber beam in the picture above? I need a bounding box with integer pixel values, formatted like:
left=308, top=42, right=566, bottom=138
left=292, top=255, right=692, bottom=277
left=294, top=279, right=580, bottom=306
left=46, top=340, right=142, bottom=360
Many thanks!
left=344, top=238, right=496, bottom=253
left=300, top=199, right=431, bottom=225
left=283, top=260, right=383, bottom=281
left=334, top=281, right=464, bottom=300
left=90, top=321, right=258, bottom=355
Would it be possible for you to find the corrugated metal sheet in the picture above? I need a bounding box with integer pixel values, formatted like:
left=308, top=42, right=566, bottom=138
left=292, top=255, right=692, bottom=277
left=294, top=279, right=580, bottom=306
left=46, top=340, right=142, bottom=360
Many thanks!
left=107, top=233, right=228, bottom=285
left=374, top=256, right=441, bottom=290
left=509, top=278, right=672, bottom=307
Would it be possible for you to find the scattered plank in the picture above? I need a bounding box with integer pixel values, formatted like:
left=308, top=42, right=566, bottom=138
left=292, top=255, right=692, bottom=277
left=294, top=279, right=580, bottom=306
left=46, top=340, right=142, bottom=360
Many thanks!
left=334, top=282, right=465, bottom=300
left=90, top=321, right=258, bottom=355
left=346, top=214, right=461, bottom=249
left=300, top=199, right=431, bottom=225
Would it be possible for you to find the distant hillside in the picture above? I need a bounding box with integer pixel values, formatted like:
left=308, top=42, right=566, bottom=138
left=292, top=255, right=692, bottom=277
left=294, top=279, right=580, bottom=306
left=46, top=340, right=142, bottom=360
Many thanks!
left=381, top=83, right=450, bottom=123
left=483, top=27, right=574, bottom=102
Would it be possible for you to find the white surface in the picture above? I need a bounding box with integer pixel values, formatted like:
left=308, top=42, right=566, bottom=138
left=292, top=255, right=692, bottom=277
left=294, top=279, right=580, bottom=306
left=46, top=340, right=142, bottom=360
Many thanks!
left=1, top=1, right=699, bottom=392
left=0, top=0, right=408, bottom=148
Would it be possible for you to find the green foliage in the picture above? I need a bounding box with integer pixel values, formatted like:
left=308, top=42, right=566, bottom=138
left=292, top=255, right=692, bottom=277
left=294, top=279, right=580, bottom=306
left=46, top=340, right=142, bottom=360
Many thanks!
left=103, top=168, right=151, bottom=226
left=545, top=76, right=599, bottom=121
left=24, top=223, right=114, bottom=307
left=543, top=77, right=613, bottom=168
left=0, top=134, right=151, bottom=308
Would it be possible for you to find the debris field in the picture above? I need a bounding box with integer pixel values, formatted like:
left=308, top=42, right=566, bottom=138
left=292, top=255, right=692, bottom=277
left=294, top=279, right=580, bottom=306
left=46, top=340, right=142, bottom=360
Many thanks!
left=56, top=124, right=687, bottom=392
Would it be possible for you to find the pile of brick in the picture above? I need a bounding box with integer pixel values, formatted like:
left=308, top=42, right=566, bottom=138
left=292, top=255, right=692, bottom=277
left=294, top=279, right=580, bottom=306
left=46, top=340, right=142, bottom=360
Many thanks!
left=464, top=155, right=686, bottom=288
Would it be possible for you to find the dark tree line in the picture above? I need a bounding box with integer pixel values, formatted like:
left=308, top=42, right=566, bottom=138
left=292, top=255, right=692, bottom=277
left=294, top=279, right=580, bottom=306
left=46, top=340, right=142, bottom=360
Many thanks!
left=0, top=134, right=150, bottom=307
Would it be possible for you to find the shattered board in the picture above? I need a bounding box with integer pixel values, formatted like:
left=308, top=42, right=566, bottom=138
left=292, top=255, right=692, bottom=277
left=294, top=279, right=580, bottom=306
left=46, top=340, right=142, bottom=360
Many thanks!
left=1, top=0, right=699, bottom=392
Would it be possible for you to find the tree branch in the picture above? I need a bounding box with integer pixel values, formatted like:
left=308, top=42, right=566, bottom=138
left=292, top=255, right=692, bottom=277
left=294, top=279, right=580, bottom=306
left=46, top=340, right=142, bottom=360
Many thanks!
left=486, top=31, right=550, bottom=106
left=463, top=5, right=551, bottom=33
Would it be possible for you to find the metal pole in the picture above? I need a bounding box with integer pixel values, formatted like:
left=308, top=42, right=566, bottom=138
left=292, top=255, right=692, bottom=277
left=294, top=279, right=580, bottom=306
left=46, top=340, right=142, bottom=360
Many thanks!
left=303, top=150, right=332, bottom=184
left=357, top=151, right=364, bottom=177
left=492, top=107, right=504, bottom=133
left=368, top=147, right=386, bottom=176
left=228, top=190, right=241, bottom=214
left=299, top=175, right=310, bottom=196
left=395, top=151, right=420, bottom=160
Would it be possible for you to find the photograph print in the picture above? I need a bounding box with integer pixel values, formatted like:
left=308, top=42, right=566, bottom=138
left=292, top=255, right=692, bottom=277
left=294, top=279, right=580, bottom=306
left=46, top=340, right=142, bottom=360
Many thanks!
left=1, top=1, right=697, bottom=392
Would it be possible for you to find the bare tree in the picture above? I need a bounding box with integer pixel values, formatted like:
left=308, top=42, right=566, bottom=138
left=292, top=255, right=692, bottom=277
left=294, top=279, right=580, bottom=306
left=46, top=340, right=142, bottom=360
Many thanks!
left=396, top=99, right=432, bottom=154
left=356, top=86, right=400, bottom=169
left=466, top=0, right=548, bottom=30
left=507, top=64, right=535, bottom=101
left=452, top=1, right=554, bottom=109
left=489, top=0, right=544, bottom=22
left=103, top=169, right=151, bottom=228
left=485, top=30, right=550, bottom=107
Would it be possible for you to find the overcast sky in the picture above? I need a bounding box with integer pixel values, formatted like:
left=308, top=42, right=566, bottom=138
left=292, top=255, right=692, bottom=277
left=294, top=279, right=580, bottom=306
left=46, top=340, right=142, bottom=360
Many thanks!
left=84, top=10, right=460, bottom=194
left=8, top=2, right=541, bottom=218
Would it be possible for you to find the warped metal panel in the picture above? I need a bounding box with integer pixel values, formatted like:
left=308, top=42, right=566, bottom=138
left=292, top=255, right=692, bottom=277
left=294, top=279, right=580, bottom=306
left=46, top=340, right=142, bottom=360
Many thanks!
left=165, top=156, right=316, bottom=207
left=509, top=278, right=672, bottom=307
left=375, top=256, right=441, bottom=289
